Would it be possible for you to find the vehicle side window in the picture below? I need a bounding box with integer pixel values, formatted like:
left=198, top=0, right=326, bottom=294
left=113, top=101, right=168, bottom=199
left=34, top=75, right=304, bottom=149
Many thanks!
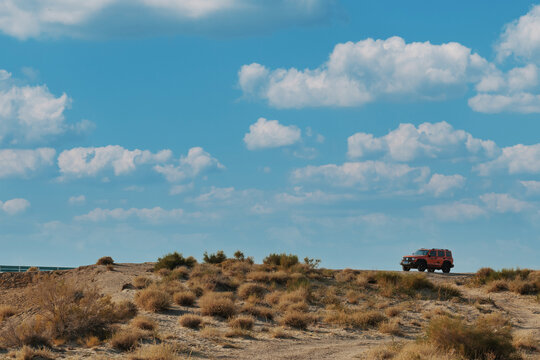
left=429, top=250, right=436, bottom=257
left=437, top=250, right=444, bottom=257
left=446, top=250, right=452, bottom=257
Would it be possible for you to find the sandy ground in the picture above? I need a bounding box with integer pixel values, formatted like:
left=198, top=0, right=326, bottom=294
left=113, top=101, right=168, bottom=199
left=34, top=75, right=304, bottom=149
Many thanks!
left=0, top=264, right=538, bottom=359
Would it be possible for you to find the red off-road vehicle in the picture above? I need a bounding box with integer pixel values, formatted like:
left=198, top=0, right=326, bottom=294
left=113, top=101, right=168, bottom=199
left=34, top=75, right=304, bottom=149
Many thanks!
left=400, top=248, right=454, bottom=273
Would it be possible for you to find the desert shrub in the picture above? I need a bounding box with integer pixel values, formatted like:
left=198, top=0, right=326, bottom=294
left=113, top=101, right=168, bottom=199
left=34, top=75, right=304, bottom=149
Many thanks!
left=263, top=253, right=299, bottom=268
left=173, top=291, right=196, bottom=307
left=241, top=304, right=274, bottom=321
left=130, top=316, right=156, bottom=331
left=435, top=284, right=462, bottom=300
left=203, top=250, right=227, bottom=264
left=178, top=314, right=202, bottom=329
left=134, top=288, right=171, bottom=312
left=27, top=277, right=130, bottom=341
left=110, top=328, right=144, bottom=351
left=487, top=280, right=510, bottom=293
left=325, top=310, right=386, bottom=329
left=11, top=346, right=55, bottom=360
left=166, top=267, right=189, bottom=281
left=270, top=327, right=292, bottom=339
left=472, top=267, right=531, bottom=286
left=189, top=264, right=237, bottom=291
left=265, top=290, right=284, bottom=306
left=384, top=305, right=403, bottom=317
left=512, top=331, right=538, bottom=351
left=133, top=276, right=153, bottom=289
left=233, top=251, right=245, bottom=261
left=229, top=316, right=254, bottom=330
left=0, top=317, right=50, bottom=348
left=303, top=257, right=321, bottom=269
left=286, top=274, right=311, bottom=292
left=280, top=311, right=315, bottom=330
left=335, top=269, right=358, bottom=283
left=129, top=343, right=183, bottom=360
left=156, top=268, right=171, bottom=277
left=0, top=306, right=17, bottom=322
left=378, top=319, right=402, bottom=336
left=26, top=266, right=39, bottom=272
left=510, top=280, right=538, bottom=295
left=247, top=271, right=289, bottom=284
left=115, top=300, right=139, bottom=321
left=278, top=289, right=310, bottom=311
left=238, top=283, right=267, bottom=299
left=154, top=252, right=196, bottom=271
left=426, top=314, right=518, bottom=360
left=199, top=293, right=236, bottom=318
left=96, top=256, right=114, bottom=265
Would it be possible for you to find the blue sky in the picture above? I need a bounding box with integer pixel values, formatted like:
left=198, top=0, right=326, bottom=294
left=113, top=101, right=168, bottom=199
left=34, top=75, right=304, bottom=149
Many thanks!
left=1, top=0, right=540, bottom=271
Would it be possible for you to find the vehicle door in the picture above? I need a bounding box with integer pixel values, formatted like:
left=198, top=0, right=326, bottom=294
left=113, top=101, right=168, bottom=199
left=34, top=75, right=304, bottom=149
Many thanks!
left=437, top=250, right=445, bottom=267
left=428, top=250, right=437, bottom=266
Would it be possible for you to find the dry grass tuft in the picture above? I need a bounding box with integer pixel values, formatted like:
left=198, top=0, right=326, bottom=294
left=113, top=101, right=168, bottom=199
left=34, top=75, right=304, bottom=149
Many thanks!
left=270, top=327, right=293, bottom=339
left=96, top=256, right=114, bottom=265
left=173, top=291, right=196, bottom=307
left=240, top=304, right=274, bottom=321
left=512, top=331, right=538, bottom=351
left=178, top=314, right=202, bottom=329
left=384, top=305, right=403, bottom=317
left=0, top=317, right=50, bottom=348
left=11, top=345, right=55, bottom=360
left=325, top=309, right=386, bottom=329
left=131, top=316, right=157, bottom=331
left=280, top=310, right=315, bottom=330
left=129, top=343, right=185, bottom=360
left=237, top=283, right=267, bottom=299
left=229, top=316, right=254, bottom=330
left=110, top=328, right=144, bottom=351
left=426, top=314, right=519, bottom=360
left=378, top=318, right=402, bottom=336
left=83, top=335, right=101, bottom=348
left=133, top=276, right=153, bottom=289
left=135, top=288, right=171, bottom=312
left=487, top=280, right=510, bottom=293
left=0, top=305, right=17, bottom=322
left=199, top=293, right=236, bottom=318
left=247, top=271, right=290, bottom=285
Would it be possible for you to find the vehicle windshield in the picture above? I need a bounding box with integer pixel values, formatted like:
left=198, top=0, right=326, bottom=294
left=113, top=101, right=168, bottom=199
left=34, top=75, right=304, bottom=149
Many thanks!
left=413, top=250, right=429, bottom=256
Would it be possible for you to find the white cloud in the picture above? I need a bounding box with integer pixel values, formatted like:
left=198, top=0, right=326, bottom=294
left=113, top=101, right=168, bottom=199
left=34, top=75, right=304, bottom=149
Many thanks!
left=239, top=36, right=489, bottom=108
left=423, top=202, right=486, bottom=222
left=292, top=161, right=430, bottom=190
left=422, top=174, right=466, bottom=197
left=0, top=0, right=336, bottom=39
left=0, top=80, right=72, bottom=144
left=0, top=148, right=56, bottom=178
left=520, top=180, right=540, bottom=194
left=469, top=92, right=540, bottom=113
left=480, top=193, right=531, bottom=213
left=496, top=5, right=540, bottom=62
left=58, top=145, right=172, bottom=179
left=275, top=189, right=353, bottom=204
left=193, top=186, right=235, bottom=202
left=154, top=147, right=223, bottom=182
left=475, top=143, right=540, bottom=175
left=347, top=121, right=499, bottom=162
left=0, top=198, right=30, bottom=215
left=68, top=195, right=86, bottom=205
left=75, top=207, right=186, bottom=223
left=169, top=183, right=193, bottom=195
left=244, top=117, right=301, bottom=150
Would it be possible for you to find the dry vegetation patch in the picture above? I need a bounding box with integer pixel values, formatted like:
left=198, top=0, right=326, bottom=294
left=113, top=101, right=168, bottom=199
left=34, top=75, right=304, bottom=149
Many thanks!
left=131, top=316, right=157, bottom=331
left=199, top=293, right=236, bottom=318
left=173, top=291, right=196, bottom=306
left=135, top=288, right=171, bottom=312
left=178, top=314, right=202, bottom=329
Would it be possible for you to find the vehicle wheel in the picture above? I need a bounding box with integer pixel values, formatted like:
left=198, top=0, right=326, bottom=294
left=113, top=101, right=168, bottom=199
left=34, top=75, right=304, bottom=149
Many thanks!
left=402, top=266, right=410, bottom=272
left=428, top=268, right=435, bottom=272
left=417, top=262, right=427, bottom=272
left=442, top=262, right=451, bottom=273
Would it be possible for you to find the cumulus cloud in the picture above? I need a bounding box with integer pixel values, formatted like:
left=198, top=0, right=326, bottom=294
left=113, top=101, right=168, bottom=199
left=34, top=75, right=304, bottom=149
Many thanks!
left=0, top=0, right=336, bottom=39
left=291, top=161, right=430, bottom=190
left=496, top=5, right=540, bottom=62
left=480, top=193, right=531, bottom=213
left=0, top=148, right=56, bottom=178
left=422, top=174, right=466, bottom=197
left=520, top=180, right=540, bottom=194
left=244, top=117, right=301, bottom=150
left=68, top=195, right=86, bottom=205
left=0, top=75, right=72, bottom=145
left=239, top=36, right=489, bottom=108
left=58, top=145, right=171, bottom=179
left=154, top=147, right=223, bottom=183
left=275, top=188, right=353, bottom=204
left=475, top=143, right=540, bottom=175
left=423, top=202, right=486, bottom=222
left=75, top=207, right=186, bottom=223
left=0, top=198, right=31, bottom=215
left=347, top=121, right=499, bottom=162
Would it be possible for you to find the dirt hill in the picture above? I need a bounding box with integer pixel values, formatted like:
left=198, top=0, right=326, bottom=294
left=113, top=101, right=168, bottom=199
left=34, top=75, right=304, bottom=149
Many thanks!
left=0, top=260, right=538, bottom=359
